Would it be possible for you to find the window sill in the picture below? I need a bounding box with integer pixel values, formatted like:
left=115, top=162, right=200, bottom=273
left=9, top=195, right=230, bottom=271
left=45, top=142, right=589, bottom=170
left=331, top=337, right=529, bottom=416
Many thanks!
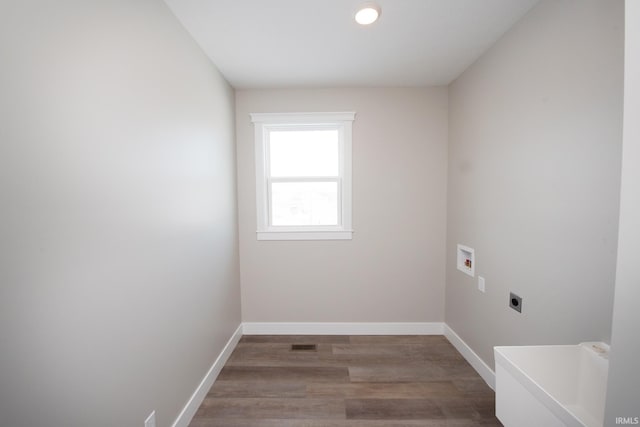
left=256, top=230, right=353, bottom=241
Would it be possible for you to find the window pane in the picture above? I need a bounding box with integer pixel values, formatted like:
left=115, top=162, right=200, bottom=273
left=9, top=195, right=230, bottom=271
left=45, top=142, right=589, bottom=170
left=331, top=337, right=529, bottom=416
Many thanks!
left=269, top=130, right=339, bottom=177
left=271, top=182, right=338, bottom=226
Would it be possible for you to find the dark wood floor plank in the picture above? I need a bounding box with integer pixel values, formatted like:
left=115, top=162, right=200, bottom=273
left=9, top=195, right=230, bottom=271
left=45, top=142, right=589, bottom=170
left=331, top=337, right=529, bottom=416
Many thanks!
left=348, top=335, right=446, bottom=345
left=307, top=381, right=461, bottom=399
left=451, top=377, right=495, bottom=395
left=226, top=342, right=337, bottom=367
left=348, top=364, right=447, bottom=382
left=431, top=397, right=485, bottom=419
left=207, top=380, right=307, bottom=398
left=346, top=398, right=445, bottom=420
left=469, top=396, right=498, bottom=419
left=188, top=335, right=502, bottom=427
left=217, top=366, right=350, bottom=383
left=438, top=362, right=485, bottom=379
left=195, top=397, right=345, bottom=419
left=332, top=343, right=432, bottom=357
left=190, top=419, right=482, bottom=427
left=333, top=343, right=466, bottom=365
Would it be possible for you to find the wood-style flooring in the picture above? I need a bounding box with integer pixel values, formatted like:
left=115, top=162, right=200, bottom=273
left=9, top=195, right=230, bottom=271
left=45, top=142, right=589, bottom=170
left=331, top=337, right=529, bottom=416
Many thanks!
left=189, top=335, right=503, bottom=427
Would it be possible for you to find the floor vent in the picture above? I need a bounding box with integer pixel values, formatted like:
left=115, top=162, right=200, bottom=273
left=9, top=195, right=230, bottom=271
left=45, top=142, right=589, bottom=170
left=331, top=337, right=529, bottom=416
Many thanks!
left=291, top=344, right=317, bottom=351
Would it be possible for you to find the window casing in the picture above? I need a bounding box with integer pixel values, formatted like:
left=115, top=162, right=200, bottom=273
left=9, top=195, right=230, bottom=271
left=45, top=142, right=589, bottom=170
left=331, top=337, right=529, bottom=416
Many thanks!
left=251, top=112, right=355, bottom=240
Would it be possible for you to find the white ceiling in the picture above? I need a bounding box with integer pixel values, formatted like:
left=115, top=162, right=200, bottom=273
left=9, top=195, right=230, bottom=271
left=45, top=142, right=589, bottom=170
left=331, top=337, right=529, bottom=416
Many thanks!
left=164, top=0, right=539, bottom=89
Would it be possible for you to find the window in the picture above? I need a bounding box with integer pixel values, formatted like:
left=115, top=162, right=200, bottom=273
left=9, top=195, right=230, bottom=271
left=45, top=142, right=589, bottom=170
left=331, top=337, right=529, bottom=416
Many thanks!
left=251, top=112, right=355, bottom=240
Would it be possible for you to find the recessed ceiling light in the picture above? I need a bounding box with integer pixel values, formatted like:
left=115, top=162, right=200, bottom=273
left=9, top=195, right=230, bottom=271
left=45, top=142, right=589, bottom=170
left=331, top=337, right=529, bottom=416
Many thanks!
left=355, top=3, right=381, bottom=26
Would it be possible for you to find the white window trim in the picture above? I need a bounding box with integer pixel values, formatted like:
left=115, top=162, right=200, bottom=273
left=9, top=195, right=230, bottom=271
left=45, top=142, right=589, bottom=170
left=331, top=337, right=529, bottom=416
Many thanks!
left=251, top=112, right=355, bottom=241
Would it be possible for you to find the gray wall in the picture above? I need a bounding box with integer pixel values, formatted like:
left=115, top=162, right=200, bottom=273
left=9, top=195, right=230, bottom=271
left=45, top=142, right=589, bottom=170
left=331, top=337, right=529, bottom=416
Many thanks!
left=0, top=1, right=241, bottom=426
left=605, top=1, right=640, bottom=424
left=446, top=0, right=624, bottom=368
left=236, top=88, right=448, bottom=323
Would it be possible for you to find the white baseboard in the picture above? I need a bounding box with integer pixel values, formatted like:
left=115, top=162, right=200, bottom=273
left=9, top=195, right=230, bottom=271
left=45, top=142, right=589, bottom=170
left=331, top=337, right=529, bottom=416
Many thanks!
left=172, top=324, right=243, bottom=427
left=242, top=322, right=444, bottom=335
left=444, top=324, right=496, bottom=390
